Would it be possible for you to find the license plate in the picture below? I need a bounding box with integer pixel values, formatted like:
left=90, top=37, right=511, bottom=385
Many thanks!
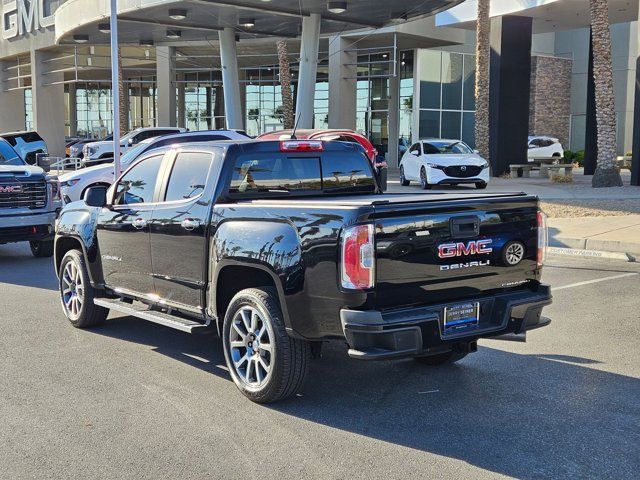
left=443, top=302, right=480, bottom=333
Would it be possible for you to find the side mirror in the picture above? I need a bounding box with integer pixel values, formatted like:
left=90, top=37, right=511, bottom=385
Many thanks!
left=410, top=150, right=420, bottom=156
left=36, top=153, right=52, bottom=172
left=84, top=185, right=108, bottom=208
left=473, top=149, right=480, bottom=155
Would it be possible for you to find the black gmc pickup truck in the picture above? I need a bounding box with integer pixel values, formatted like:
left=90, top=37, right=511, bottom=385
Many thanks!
left=54, top=139, right=552, bottom=403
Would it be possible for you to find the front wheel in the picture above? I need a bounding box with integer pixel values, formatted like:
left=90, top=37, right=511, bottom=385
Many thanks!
left=30, top=240, right=54, bottom=257
left=475, top=181, right=487, bottom=190
left=420, top=167, right=432, bottom=190
left=399, top=166, right=410, bottom=186
left=222, top=287, right=310, bottom=403
left=59, top=249, right=108, bottom=328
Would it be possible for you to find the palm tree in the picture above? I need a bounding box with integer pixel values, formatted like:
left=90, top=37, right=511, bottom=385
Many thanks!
left=474, top=0, right=490, bottom=161
left=589, top=0, right=623, bottom=187
left=277, top=40, right=295, bottom=129
left=117, top=48, right=128, bottom=134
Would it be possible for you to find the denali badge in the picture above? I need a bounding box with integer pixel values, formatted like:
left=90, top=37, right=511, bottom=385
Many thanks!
left=0, top=184, right=21, bottom=193
left=438, top=239, right=493, bottom=258
left=441, top=260, right=490, bottom=271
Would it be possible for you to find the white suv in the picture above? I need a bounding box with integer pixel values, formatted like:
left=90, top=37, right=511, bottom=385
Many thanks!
left=61, top=130, right=248, bottom=203
left=82, top=127, right=186, bottom=166
left=527, top=136, right=564, bottom=164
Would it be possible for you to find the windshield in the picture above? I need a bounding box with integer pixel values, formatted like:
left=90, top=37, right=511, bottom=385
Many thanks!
left=423, top=141, right=473, bottom=155
left=0, top=141, right=24, bottom=166
left=119, top=141, right=154, bottom=167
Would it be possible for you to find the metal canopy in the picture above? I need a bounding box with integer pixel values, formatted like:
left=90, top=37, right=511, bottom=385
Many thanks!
left=57, top=0, right=465, bottom=45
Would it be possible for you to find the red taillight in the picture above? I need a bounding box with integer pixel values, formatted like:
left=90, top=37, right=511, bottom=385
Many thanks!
left=537, top=211, right=547, bottom=267
left=341, top=224, right=375, bottom=290
left=279, top=140, right=324, bottom=153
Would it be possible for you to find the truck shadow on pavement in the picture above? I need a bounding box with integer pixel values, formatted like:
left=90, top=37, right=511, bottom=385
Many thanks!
left=94, top=317, right=638, bottom=479
left=0, top=244, right=59, bottom=291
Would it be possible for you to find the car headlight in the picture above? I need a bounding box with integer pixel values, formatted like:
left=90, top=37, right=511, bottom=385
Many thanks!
left=64, top=178, right=80, bottom=188
left=481, top=161, right=489, bottom=169
left=426, top=163, right=444, bottom=170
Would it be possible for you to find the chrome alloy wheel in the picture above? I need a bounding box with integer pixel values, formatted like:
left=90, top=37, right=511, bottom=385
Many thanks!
left=62, top=260, right=84, bottom=319
left=505, top=242, right=525, bottom=265
left=228, top=306, right=274, bottom=388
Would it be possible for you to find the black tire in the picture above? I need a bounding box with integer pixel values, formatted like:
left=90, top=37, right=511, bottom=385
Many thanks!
left=420, top=167, right=432, bottom=190
left=414, top=350, right=468, bottom=366
left=475, top=181, right=487, bottom=190
left=399, top=166, right=410, bottom=186
left=59, top=249, right=109, bottom=328
left=30, top=240, right=54, bottom=257
left=222, top=287, right=310, bottom=404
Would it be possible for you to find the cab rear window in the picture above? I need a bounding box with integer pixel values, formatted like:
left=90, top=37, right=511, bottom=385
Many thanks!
left=230, top=156, right=322, bottom=194
left=229, top=152, right=376, bottom=197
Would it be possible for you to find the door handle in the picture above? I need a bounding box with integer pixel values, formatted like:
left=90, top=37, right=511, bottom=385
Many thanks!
left=132, top=217, right=147, bottom=229
left=181, top=218, right=200, bottom=231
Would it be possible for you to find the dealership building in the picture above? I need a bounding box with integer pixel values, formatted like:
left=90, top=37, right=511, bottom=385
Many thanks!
left=0, top=0, right=639, bottom=181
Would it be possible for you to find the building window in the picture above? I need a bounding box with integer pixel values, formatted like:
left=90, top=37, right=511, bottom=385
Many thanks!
left=75, top=83, right=113, bottom=138
left=399, top=50, right=414, bottom=149
left=356, top=52, right=391, bottom=156
left=24, top=89, right=33, bottom=131
left=416, top=50, right=476, bottom=148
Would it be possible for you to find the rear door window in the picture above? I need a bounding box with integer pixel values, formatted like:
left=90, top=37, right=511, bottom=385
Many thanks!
left=230, top=155, right=321, bottom=194
left=164, top=152, right=213, bottom=201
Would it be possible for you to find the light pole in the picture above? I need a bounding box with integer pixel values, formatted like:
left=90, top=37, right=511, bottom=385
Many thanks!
left=110, top=0, right=121, bottom=178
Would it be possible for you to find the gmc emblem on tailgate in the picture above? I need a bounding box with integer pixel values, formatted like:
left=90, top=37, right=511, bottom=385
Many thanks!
left=0, top=185, right=21, bottom=193
left=438, top=239, right=493, bottom=258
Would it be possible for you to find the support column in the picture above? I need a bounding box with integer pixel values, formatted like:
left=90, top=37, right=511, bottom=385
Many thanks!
left=328, top=35, right=356, bottom=130
left=219, top=27, right=243, bottom=130
left=31, top=49, right=65, bottom=157
left=388, top=65, right=400, bottom=168
left=177, top=74, right=186, bottom=128
left=631, top=7, right=640, bottom=185
left=295, top=13, right=321, bottom=128
left=489, top=16, right=533, bottom=176
left=156, top=46, right=177, bottom=127
left=0, top=60, right=27, bottom=132
left=584, top=30, right=598, bottom=176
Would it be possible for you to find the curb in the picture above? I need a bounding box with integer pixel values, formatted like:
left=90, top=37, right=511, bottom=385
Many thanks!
left=547, top=246, right=635, bottom=262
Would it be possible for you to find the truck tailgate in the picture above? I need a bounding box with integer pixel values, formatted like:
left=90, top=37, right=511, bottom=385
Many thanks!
left=372, top=194, right=540, bottom=310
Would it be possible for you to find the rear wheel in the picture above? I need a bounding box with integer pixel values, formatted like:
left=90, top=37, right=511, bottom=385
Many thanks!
left=399, top=166, right=410, bottom=186
left=475, top=181, right=487, bottom=189
left=222, top=287, right=310, bottom=403
left=414, top=350, right=468, bottom=366
left=420, top=167, right=432, bottom=190
left=30, top=240, right=54, bottom=257
left=59, top=249, right=108, bottom=328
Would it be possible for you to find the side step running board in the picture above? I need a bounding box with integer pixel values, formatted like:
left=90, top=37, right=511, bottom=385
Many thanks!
left=94, top=298, right=212, bottom=334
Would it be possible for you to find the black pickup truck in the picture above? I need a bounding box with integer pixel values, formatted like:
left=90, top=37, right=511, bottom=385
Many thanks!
left=54, top=139, right=552, bottom=403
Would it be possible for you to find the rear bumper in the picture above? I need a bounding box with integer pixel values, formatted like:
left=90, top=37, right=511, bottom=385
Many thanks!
left=340, top=285, right=552, bottom=360
left=0, top=210, right=58, bottom=244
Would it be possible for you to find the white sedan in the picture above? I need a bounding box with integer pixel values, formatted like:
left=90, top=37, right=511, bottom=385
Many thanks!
left=399, top=139, right=490, bottom=189
left=59, top=130, right=248, bottom=203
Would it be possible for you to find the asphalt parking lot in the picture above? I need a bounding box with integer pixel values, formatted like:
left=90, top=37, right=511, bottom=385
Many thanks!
left=1, top=242, right=639, bottom=479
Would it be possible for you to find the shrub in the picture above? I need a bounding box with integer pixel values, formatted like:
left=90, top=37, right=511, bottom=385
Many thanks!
left=573, top=150, right=585, bottom=167
left=551, top=174, right=573, bottom=184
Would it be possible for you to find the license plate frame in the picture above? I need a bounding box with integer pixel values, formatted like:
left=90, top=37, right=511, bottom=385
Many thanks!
left=443, top=302, right=480, bottom=334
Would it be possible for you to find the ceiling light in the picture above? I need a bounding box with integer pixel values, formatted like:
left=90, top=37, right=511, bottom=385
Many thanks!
left=139, top=39, right=154, bottom=47
left=327, top=1, right=347, bottom=14
left=73, top=34, right=89, bottom=43
left=239, top=17, right=255, bottom=27
left=98, top=23, right=110, bottom=34
left=166, top=29, right=182, bottom=39
left=168, top=8, right=187, bottom=20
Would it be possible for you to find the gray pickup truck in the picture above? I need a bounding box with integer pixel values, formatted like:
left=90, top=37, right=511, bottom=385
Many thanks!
left=0, top=138, right=62, bottom=257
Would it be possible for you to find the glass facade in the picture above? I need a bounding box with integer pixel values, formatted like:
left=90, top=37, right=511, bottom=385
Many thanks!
left=399, top=50, right=414, bottom=150
left=128, top=78, right=157, bottom=130
left=24, top=89, right=33, bottom=131
left=416, top=50, right=476, bottom=148
left=183, top=71, right=225, bottom=131
left=356, top=52, right=391, bottom=155
left=75, top=82, right=113, bottom=138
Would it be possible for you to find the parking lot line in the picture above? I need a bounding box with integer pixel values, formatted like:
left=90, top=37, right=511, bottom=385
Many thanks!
left=553, top=272, right=638, bottom=291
